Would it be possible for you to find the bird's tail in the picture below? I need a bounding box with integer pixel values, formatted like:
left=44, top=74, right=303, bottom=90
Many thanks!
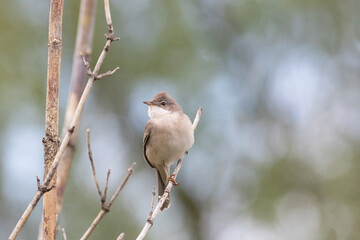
left=156, top=168, right=170, bottom=211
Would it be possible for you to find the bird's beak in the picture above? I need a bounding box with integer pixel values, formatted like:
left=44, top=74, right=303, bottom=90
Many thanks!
left=143, top=101, right=153, bottom=106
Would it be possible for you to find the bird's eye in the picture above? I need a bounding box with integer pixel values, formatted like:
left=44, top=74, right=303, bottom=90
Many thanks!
left=161, top=101, right=166, bottom=106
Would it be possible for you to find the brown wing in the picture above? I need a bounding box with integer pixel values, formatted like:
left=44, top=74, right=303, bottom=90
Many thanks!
left=143, top=121, right=154, bottom=168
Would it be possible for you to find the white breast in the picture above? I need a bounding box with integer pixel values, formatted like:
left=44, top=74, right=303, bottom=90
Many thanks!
left=147, top=111, right=194, bottom=165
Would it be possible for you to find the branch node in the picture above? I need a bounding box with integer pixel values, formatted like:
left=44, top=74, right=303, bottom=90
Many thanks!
left=68, top=126, right=75, bottom=134
left=82, top=133, right=136, bottom=240
left=50, top=37, right=62, bottom=45
left=37, top=176, right=55, bottom=193
left=104, top=33, right=120, bottom=42
left=46, top=184, right=56, bottom=192
left=80, top=52, right=94, bottom=76
left=36, top=176, right=54, bottom=193
left=146, top=219, right=153, bottom=226
left=42, top=135, right=60, bottom=144
left=102, top=204, right=110, bottom=213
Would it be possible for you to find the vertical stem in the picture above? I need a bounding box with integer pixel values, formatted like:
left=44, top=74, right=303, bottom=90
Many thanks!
left=103, top=0, right=113, bottom=33
left=43, top=0, right=64, bottom=239
left=8, top=0, right=118, bottom=238
left=56, top=0, right=97, bottom=217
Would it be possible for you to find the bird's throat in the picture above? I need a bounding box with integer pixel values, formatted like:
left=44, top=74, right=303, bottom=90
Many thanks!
left=148, top=106, right=171, bottom=118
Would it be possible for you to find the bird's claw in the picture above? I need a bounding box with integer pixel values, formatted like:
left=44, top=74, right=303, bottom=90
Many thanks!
left=168, top=174, right=179, bottom=186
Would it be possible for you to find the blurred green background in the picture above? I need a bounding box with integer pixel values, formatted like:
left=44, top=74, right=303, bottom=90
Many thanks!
left=1, top=0, right=360, bottom=239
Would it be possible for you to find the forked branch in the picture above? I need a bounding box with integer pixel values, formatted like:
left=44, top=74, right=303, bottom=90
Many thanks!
left=80, top=129, right=136, bottom=240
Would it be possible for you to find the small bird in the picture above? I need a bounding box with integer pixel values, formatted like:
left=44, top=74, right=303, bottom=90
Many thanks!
left=143, top=92, right=194, bottom=210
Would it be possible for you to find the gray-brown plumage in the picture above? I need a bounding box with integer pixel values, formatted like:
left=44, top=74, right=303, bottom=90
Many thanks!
left=143, top=92, right=194, bottom=210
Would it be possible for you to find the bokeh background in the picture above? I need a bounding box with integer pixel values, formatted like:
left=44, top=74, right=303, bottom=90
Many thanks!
left=1, top=0, right=360, bottom=239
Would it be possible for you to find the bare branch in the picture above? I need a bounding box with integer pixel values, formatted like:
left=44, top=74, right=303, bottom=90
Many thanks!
left=137, top=160, right=183, bottom=240
left=37, top=176, right=56, bottom=195
left=104, top=0, right=113, bottom=34
left=95, top=66, right=120, bottom=80
left=80, top=162, right=136, bottom=240
left=87, top=129, right=103, bottom=199
left=61, top=227, right=67, bottom=240
left=103, top=0, right=120, bottom=42
left=147, top=187, right=156, bottom=222
left=105, top=34, right=120, bottom=42
left=80, top=53, right=93, bottom=76
left=9, top=0, right=120, bottom=238
left=103, top=169, right=111, bottom=204
left=192, top=107, right=203, bottom=131
left=36, top=176, right=41, bottom=189
left=9, top=191, right=43, bottom=240
left=103, top=0, right=120, bottom=41
left=87, top=129, right=113, bottom=207
left=137, top=107, right=203, bottom=240
left=117, top=233, right=125, bottom=240
left=81, top=43, right=120, bottom=81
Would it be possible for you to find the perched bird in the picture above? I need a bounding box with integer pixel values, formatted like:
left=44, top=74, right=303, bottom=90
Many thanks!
left=143, top=92, right=194, bottom=210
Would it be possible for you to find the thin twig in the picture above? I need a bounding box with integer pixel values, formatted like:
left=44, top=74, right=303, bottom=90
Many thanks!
left=136, top=107, right=203, bottom=240
left=147, top=187, right=156, bottom=221
left=96, top=66, right=120, bottom=80
left=192, top=107, right=203, bottom=132
left=87, top=129, right=103, bottom=199
left=137, top=160, right=183, bottom=240
left=80, top=162, right=136, bottom=240
left=104, top=0, right=113, bottom=34
left=103, top=169, right=111, bottom=204
left=80, top=53, right=93, bottom=76
left=8, top=0, right=120, bottom=239
left=61, top=227, right=67, bottom=240
left=117, top=233, right=125, bottom=240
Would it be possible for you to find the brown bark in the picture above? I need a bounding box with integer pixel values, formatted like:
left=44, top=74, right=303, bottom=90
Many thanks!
left=56, top=0, right=97, bottom=217
left=43, top=0, right=64, bottom=239
left=9, top=0, right=118, bottom=238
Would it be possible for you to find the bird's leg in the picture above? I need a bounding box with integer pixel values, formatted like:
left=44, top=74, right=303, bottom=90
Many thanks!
left=163, top=163, right=179, bottom=186
left=168, top=174, right=179, bottom=186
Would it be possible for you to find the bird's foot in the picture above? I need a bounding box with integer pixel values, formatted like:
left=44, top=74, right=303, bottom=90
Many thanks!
left=168, top=174, right=179, bottom=186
